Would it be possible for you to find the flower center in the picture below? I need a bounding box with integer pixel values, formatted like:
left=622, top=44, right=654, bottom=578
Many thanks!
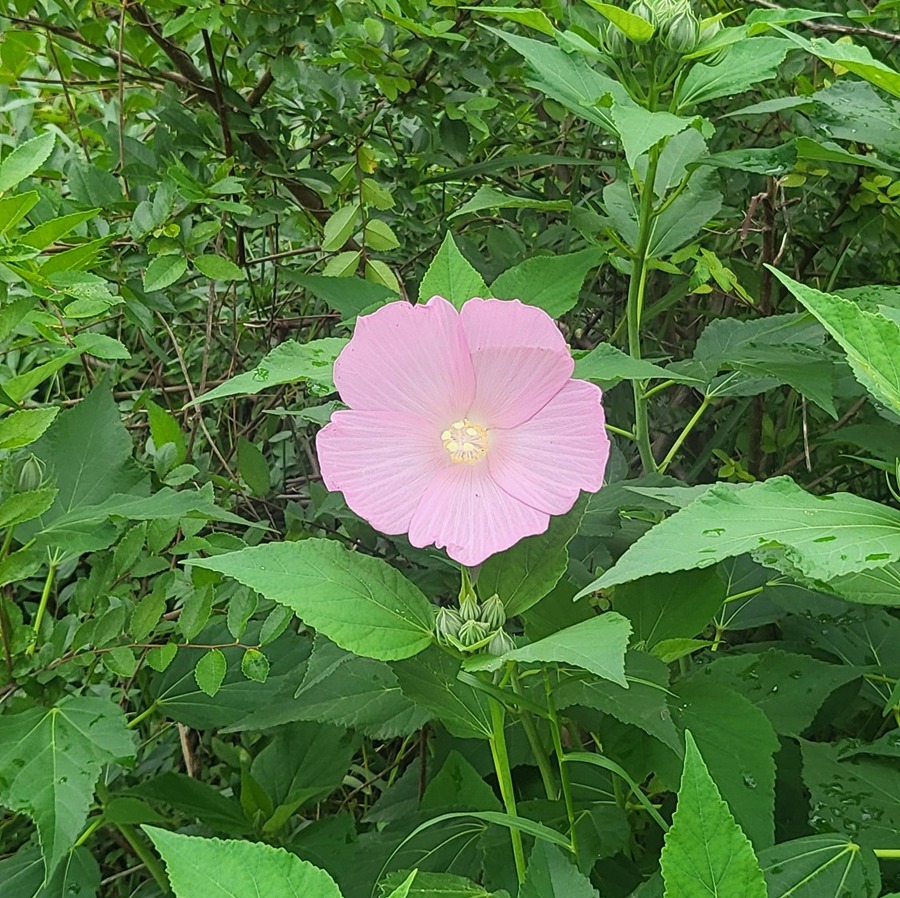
left=441, top=418, right=489, bottom=464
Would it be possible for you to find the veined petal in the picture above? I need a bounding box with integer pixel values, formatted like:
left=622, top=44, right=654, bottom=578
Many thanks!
left=460, top=298, right=574, bottom=428
left=407, top=463, right=549, bottom=567
left=317, top=410, right=447, bottom=535
left=333, top=296, right=475, bottom=421
left=488, top=379, right=609, bottom=515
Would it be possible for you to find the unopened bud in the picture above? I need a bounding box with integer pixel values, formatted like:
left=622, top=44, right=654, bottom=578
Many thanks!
left=458, top=619, right=488, bottom=649
left=629, top=0, right=656, bottom=26
left=602, top=22, right=628, bottom=57
left=487, top=629, right=516, bottom=657
left=435, top=607, right=463, bottom=642
left=16, top=454, right=45, bottom=492
left=480, top=594, right=506, bottom=630
left=662, top=8, right=700, bottom=54
left=459, top=592, right=481, bottom=622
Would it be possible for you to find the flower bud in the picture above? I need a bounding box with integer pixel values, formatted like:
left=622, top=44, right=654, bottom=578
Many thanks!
left=16, top=454, right=45, bottom=492
left=435, top=607, right=463, bottom=642
left=459, top=592, right=481, bottom=622
left=487, top=629, right=516, bottom=657
left=602, top=22, right=628, bottom=58
left=480, top=593, right=506, bottom=630
left=458, top=619, right=488, bottom=649
left=661, top=8, right=700, bottom=54
left=629, top=0, right=656, bottom=26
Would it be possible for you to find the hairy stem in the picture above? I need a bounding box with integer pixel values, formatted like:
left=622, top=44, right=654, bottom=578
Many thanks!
left=511, top=667, right=557, bottom=800
left=544, top=669, right=578, bottom=855
left=26, top=559, right=58, bottom=656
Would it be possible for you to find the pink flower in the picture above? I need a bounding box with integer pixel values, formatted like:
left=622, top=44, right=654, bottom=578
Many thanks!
left=316, top=296, right=610, bottom=566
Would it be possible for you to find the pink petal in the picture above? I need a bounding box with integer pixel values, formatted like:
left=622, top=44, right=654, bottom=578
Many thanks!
left=459, top=298, right=574, bottom=428
left=488, top=379, right=609, bottom=515
left=333, top=296, right=475, bottom=422
left=407, top=463, right=549, bottom=567
left=317, top=410, right=447, bottom=535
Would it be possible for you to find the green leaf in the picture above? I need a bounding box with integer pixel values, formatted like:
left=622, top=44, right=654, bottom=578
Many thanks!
left=252, top=721, right=356, bottom=825
left=145, top=400, right=186, bottom=462
left=143, top=254, right=187, bottom=292
left=770, top=268, right=900, bottom=416
left=419, top=232, right=489, bottom=308
left=449, top=185, right=569, bottom=220
left=0, top=407, right=59, bottom=450
left=133, top=773, right=251, bottom=835
left=473, top=6, right=554, bottom=37
left=826, top=562, right=900, bottom=607
left=0, top=489, right=58, bottom=529
left=611, top=105, right=701, bottom=170
left=779, top=31, right=900, bottom=99
left=322, top=203, right=360, bottom=251
left=581, top=1, right=653, bottom=42
left=194, top=254, right=244, bottom=281
left=660, top=732, right=767, bottom=898
left=576, top=477, right=900, bottom=596
left=379, top=870, right=505, bottom=898
left=130, top=592, right=167, bottom=642
left=290, top=273, right=393, bottom=320
left=382, top=870, right=419, bottom=898
left=677, top=38, right=795, bottom=110
left=237, top=436, right=270, bottom=496
left=667, top=679, right=779, bottom=847
left=573, top=343, right=696, bottom=386
left=365, top=218, right=401, bottom=251
left=145, top=827, right=344, bottom=898
left=229, top=635, right=428, bottom=739
left=0, top=132, right=55, bottom=193
left=20, top=209, right=98, bottom=250
left=482, top=27, right=630, bottom=131
left=554, top=650, right=681, bottom=753
left=650, top=170, right=723, bottom=257
left=612, top=568, right=726, bottom=650
left=520, top=840, right=598, bottom=898
left=692, top=649, right=861, bottom=737
left=758, top=835, right=881, bottom=898
left=0, top=845, right=100, bottom=898
left=195, top=649, right=228, bottom=697
left=27, top=385, right=147, bottom=528
left=240, top=648, right=270, bottom=683
left=147, top=642, right=178, bottom=672
left=0, top=695, right=134, bottom=875
left=800, top=740, right=900, bottom=849
left=490, top=248, right=603, bottom=317
left=190, top=338, right=347, bottom=404
left=470, top=613, right=632, bottom=687
left=392, top=646, right=492, bottom=739
left=187, top=539, right=434, bottom=661
left=0, top=191, right=40, bottom=235
left=478, top=495, right=587, bottom=616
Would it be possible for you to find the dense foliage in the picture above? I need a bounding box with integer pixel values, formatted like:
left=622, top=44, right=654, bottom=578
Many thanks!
left=0, top=1, right=899, bottom=896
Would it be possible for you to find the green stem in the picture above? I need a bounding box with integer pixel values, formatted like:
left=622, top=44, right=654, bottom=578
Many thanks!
left=488, top=695, right=526, bottom=883
left=605, top=423, right=635, bottom=441
left=544, top=669, right=578, bottom=856
left=874, top=849, right=900, bottom=859
left=26, top=559, right=58, bottom=656
left=627, top=144, right=662, bottom=474
left=117, top=822, right=172, bottom=894
left=658, top=396, right=712, bottom=474
left=1, top=526, right=14, bottom=559
left=127, top=700, right=159, bottom=729
left=641, top=379, right=676, bottom=401
left=511, top=667, right=557, bottom=800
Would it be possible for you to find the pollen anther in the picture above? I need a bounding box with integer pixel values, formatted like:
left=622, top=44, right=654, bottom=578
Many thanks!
left=442, top=418, right=488, bottom=464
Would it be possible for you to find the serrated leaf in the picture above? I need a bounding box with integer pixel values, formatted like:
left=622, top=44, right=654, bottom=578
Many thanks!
left=576, top=477, right=900, bottom=596
left=520, top=840, right=598, bottom=898
left=490, top=248, right=603, bottom=317
left=469, top=613, right=632, bottom=686
left=130, top=592, right=166, bottom=642
left=611, top=105, right=700, bottom=169
left=573, top=343, right=697, bottom=386
left=0, top=132, right=55, bottom=192
left=449, top=185, right=569, bottom=220
left=146, top=642, right=178, bottom=672
left=195, top=649, right=227, bottom=697
left=660, top=731, right=767, bottom=898
left=0, top=407, right=59, bottom=449
left=240, top=648, right=270, bottom=683
left=322, top=203, right=360, bottom=251
left=770, top=268, right=900, bottom=416
left=0, top=696, right=134, bottom=876
left=365, top=218, right=400, bottom=251
left=190, top=338, right=346, bottom=405
left=0, top=489, right=58, bottom=529
left=188, top=539, right=434, bottom=661
left=20, top=209, right=98, bottom=250
left=145, top=827, right=343, bottom=898
left=418, top=232, right=489, bottom=308
left=194, top=254, right=244, bottom=281
left=143, top=254, right=187, bottom=292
